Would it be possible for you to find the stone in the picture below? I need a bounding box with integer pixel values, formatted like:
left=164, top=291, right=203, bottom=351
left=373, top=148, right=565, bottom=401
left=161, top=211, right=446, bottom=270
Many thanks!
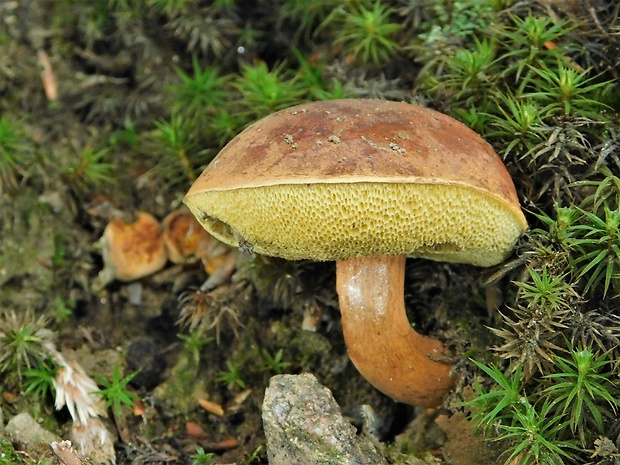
left=5, top=412, right=61, bottom=457
left=262, top=373, right=388, bottom=465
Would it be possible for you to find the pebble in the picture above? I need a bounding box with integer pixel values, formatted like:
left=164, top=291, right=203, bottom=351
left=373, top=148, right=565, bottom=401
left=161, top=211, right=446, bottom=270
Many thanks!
left=5, top=412, right=61, bottom=457
left=262, top=373, right=388, bottom=465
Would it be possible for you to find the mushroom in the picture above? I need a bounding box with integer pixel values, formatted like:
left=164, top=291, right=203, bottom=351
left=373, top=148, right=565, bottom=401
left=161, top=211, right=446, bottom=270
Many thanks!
left=184, top=99, right=527, bottom=407
left=162, top=208, right=207, bottom=266
left=162, top=207, right=231, bottom=273
left=95, top=211, right=167, bottom=290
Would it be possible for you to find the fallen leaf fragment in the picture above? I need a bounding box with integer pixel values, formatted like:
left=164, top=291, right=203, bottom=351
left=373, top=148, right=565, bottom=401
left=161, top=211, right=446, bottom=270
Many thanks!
left=37, top=50, right=58, bottom=101
left=201, top=437, right=239, bottom=452
left=186, top=421, right=207, bottom=439
left=225, top=388, right=252, bottom=415
left=132, top=398, right=146, bottom=416
left=198, top=398, right=225, bottom=417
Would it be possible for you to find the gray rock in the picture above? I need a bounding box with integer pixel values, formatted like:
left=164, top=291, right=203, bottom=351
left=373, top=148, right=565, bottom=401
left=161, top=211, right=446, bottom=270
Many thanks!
left=5, top=412, right=61, bottom=456
left=262, top=373, right=388, bottom=465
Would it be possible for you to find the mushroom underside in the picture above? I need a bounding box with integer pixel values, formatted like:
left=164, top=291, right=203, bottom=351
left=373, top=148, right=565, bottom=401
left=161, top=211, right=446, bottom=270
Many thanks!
left=185, top=182, right=525, bottom=265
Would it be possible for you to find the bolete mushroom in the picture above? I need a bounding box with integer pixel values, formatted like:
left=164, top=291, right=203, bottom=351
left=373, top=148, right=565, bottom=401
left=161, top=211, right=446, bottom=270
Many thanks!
left=162, top=207, right=231, bottom=274
left=95, top=211, right=167, bottom=289
left=184, top=99, right=527, bottom=407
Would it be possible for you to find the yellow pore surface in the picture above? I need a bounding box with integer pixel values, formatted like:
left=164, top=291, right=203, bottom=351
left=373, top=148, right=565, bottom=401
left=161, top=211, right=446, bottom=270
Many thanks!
left=186, top=182, right=526, bottom=266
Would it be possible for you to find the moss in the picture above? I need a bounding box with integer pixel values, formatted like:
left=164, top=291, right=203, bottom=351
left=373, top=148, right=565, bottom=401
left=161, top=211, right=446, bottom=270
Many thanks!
left=152, top=350, right=207, bottom=417
left=0, top=437, right=24, bottom=465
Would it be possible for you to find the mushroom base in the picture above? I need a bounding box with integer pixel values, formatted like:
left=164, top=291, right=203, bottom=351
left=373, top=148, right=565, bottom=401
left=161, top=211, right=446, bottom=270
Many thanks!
left=336, top=255, right=454, bottom=408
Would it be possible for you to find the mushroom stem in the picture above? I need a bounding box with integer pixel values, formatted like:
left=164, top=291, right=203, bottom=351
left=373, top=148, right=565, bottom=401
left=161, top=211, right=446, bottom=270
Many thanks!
left=336, top=255, right=454, bottom=407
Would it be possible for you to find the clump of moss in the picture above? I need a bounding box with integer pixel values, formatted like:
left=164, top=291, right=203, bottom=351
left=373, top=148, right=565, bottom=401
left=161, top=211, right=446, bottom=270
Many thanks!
left=0, top=437, right=24, bottom=465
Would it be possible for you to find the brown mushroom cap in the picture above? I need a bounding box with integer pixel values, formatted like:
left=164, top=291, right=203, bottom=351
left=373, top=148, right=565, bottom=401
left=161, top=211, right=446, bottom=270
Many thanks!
left=163, top=208, right=215, bottom=264
left=184, top=99, right=527, bottom=266
left=162, top=207, right=233, bottom=275
left=163, top=208, right=203, bottom=265
left=100, top=211, right=167, bottom=282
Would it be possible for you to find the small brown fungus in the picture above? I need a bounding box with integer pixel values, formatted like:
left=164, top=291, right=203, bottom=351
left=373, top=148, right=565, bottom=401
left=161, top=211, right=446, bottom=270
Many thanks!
left=97, top=211, right=167, bottom=286
left=162, top=207, right=230, bottom=275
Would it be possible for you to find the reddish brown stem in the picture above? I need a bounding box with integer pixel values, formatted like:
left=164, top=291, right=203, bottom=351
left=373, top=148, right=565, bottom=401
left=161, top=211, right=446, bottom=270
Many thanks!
left=336, top=255, right=455, bottom=407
